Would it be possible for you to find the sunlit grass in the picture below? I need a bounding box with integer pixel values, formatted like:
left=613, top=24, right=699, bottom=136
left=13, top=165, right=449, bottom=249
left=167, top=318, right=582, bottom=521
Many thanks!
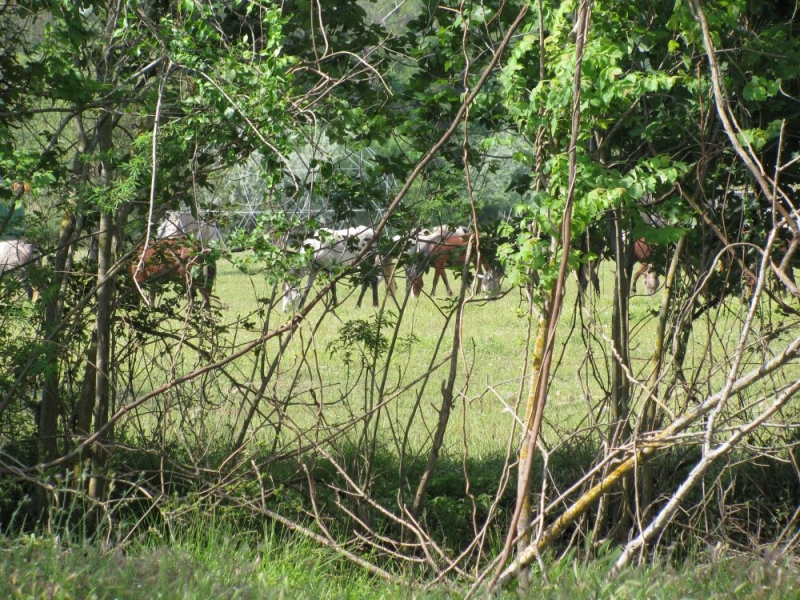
left=120, top=253, right=799, bottom=465
left=7, top=257, right=800, bottom=597
left=3, top=523, right=799, bottom=600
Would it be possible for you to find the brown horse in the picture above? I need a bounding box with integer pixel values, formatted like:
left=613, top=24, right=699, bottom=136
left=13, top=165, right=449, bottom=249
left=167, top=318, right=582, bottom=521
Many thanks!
left=408, top=232, right=501, bottom=298
left=11, top=181, right=30, bottom=197
left=130, top=239, right=216, bottom=307
left=631, top=239, right=659, bottom=294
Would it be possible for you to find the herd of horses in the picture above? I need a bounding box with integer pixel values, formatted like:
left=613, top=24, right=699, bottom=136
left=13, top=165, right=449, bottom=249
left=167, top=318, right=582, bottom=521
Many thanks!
left=280, top=224, right=504, bottom=312
left=0, top=208, right=683, bottom=312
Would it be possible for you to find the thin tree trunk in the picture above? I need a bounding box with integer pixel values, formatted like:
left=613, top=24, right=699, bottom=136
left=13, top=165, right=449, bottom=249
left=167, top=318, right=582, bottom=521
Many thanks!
left=608, top=208, right=633, bottom=540
left=489, top=0, right=593, bottom=589
left=515, top=312, right=547, bottom=590
left=640, top=234, right=686, bottom=516
left=38, top=212, right=75, bottom=465
left=88, top=211, right=113, bottom=505
left=88, top=112, right=115, bottom=509
left=72, top=319, right=100, bottom=494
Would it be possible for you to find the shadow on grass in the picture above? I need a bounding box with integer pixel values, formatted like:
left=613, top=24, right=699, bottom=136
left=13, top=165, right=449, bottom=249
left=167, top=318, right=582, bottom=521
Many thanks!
left=2, top=427, right=799, bottom=578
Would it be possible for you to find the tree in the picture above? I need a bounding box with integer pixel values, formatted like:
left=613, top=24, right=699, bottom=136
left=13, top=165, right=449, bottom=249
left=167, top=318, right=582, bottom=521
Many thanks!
left=486, top=0, right=800, bottom=590
left=1, top=0, right=299, bottom=516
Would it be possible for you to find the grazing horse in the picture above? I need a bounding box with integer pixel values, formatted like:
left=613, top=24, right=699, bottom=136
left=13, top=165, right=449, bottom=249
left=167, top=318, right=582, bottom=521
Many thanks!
left=630, top=239, right=659, bottom=294
left=157, top=210, right=223, bottom=244
left=0, top=239, right=40, bottom=300
left=391, top=226, right=467, bottom=296
left=284, top=226, right=382, bottom=311
left=415, top=226, right=467, bottom=296
left=11, top=181, right=30, bottom=196
left=354, top=253, right=398, bottom=308
left=130, top=239, right=216, bottom=307
left=575, top=229, right=660, bottom=296
left=409, top=231, right=501, bottom=298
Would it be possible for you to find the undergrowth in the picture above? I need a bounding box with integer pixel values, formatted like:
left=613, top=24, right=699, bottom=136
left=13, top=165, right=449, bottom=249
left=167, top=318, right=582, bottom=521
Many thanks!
left=2, top=520, right=798, bottom=599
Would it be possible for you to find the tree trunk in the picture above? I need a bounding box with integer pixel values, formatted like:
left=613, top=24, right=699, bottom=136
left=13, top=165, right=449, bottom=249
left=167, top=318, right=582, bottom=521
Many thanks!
left=515, top=311, right=547, bottom=589
left=37, top=212, right=75, bottom=468
left=410, top=245, right=474, bottom=519
left=640, top=234, right=686, bottom=517
left=73, top=322, right=99, bottom=478
left=88, top=112, right=116, bottom=511
left=608, top=208, right=633, bottom=540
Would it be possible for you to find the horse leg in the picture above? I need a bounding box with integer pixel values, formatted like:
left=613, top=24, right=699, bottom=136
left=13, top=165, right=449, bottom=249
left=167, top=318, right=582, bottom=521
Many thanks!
left=298, top=269, right=317, bottom=308
left=356, top=280, right=368, bottom=308
left=643, top=270, right=660, bottom=295
left=371, top=278, right=379, bottom=307
left=631, top=263, right=650, bottom=292
left=407, top=266, right=423, bottom=298
left=23, top=276, right=37, bottom=302
left=199, top=270, right=213, bottom=308
left=282, top=282, right=299, bottom=312
left=330, top=281, right=338, bottom=307
left=430, top=269, right=439, bottom=296
left=591, top=261, right=600, bottom=294
left=382, top=258, right=397, bottom=297
left=577, top=261, right=599, bottom=296
left=441, top=268, right=454, bottom=296
left=200, top=262, right=215, bottom=308
left=185, top=271, right=197, bottom=310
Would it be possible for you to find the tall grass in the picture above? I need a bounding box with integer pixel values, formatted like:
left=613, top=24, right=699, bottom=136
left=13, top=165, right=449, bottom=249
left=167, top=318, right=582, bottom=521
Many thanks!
left=2, top=516, right=798, bottom=599
left=1, top=515, right=416, bottom=599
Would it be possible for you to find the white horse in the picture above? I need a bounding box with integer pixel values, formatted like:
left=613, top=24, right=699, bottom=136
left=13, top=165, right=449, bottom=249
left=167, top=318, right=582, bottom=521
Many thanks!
left=157, top=210, right=223, bottom=244
left=283, top=226, right=379, bottom=311
left=0, top=239, right=41, bottom=300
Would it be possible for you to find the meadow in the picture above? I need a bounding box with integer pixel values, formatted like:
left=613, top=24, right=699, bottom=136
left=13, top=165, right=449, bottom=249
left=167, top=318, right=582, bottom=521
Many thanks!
left=186, top=253, right=787, bottom=459
left=110, top=251, right=799, bottom=520
left=4, top=252, right=798, bottom=598
left=208, top=257, right=656, bottom=437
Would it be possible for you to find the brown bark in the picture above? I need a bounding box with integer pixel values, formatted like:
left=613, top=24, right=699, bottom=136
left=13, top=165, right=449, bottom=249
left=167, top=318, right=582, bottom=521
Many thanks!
left=489, top=0, right=593, bottom=589
left=640, top=234, right=686, bottom=516
left=38, top=212, right=75, bottom=465
left=88, top=111, right=116, bottom=507
left=608, top=209, right=633, bottom=540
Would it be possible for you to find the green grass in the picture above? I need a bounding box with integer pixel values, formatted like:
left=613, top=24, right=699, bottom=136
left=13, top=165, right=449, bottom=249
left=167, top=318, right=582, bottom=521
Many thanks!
left=3, top=522, right=799, bottom=599
left=0, top=527, right=402, bottom=599
left=184, top=254, right=796, bottom=459
left=202, top=258, right=643, bottom=445
left=8, top=255, right=795, bottom=598
left=109, top=255, right=800, bottom=529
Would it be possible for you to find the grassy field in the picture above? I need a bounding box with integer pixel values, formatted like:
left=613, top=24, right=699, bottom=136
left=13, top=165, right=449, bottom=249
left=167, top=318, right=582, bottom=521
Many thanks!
left=207, top=257, right=657, bottom=438
left=176, top=254, right=790, bottom=458
left=109, top=253, right=800, bottom=478
left=17, top=253, right=793, bottom=598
